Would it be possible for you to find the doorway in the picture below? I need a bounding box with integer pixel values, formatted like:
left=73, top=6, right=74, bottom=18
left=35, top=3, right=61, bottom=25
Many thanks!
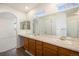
left=0, top=12, right=17, bottom=53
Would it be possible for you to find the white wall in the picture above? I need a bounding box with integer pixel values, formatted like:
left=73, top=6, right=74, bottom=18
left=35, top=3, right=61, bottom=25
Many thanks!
left=0, top=5, right=27, bottom=52
left=0, top=5, right=27, bottom=34
left=0, top=18, right=17, bottom=52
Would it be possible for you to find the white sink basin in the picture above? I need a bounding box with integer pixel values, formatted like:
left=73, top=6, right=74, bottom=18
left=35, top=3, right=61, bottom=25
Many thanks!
left=63, top=40, right=72, bottom=44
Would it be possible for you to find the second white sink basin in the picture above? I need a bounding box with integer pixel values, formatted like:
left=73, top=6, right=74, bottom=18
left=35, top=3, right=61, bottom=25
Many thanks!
left=63, top=40, right=72, bottom=44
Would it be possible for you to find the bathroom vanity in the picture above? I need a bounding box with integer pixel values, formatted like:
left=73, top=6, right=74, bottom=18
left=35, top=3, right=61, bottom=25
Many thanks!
left=19, top=11, right=79, bottom=56
left=19, top=34, right=79, bottom=56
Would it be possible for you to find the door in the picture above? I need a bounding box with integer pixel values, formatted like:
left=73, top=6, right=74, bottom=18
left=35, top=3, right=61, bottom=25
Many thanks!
left=0, top=16, right=17, bottom=52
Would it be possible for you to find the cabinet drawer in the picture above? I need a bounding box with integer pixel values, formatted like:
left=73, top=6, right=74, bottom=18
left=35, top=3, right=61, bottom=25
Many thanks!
left=43, top=42, right=58, bottom=51
left=58, top=47, right=79, bottom=56
left=43, top=47, right=57, bottom=56
left=29, top=39, right=35, bottom=43
left=36, top=40, right=43, bottom=45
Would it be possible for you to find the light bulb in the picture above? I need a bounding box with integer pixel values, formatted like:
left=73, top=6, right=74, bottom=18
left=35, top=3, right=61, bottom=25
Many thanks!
left=25, top=6, right=29, bottom=10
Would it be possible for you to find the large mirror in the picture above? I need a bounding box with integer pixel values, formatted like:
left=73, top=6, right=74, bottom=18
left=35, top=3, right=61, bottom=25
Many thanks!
left=33, top=12, right=67, bottom=36
left=66, top=8, right=79, bottom=38
left=33, top=7, right=79, bottom=38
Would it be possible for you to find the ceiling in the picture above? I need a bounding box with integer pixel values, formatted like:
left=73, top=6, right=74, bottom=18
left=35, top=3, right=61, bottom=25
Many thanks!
left=0, top=3, right=79, bottom=16
left=0, top=3, right=57, bottom=13
left=0, top=12, right=17, bottom=20
left=0, top=3, right=41, bottom=12
left=64, top=6, right=79, bottom=16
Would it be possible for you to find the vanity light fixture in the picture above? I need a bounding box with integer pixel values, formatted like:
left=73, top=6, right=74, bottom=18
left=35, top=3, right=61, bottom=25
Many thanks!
left=25, top=6, right=29, bottom=10
left=75, top=11, right=79, bottom=15
left=74, top=11, right=79, bottom=15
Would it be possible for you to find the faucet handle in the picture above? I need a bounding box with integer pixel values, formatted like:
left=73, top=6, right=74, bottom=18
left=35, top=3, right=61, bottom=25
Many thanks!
left=60, top=36, right=65, bottom=40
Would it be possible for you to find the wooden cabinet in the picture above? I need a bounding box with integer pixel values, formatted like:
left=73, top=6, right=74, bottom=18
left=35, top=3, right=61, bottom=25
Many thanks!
left=43, top=42, right=58, bottom=56
left=22, top=36, right=79, bottom=56
left=28, top=39, right=36, bottom=55
left=43, top=42, right=58, bottom=51
left=23, top=37, right=36, bottom=55
left=24, top=37, right=29, bottom=50
left=36, top=50, right=42, bottom=56
left=58, top=47, right=79, bottom=56
left=36, top=40, right=43, bottom=56
left=43, top=48, right=57, bottom=56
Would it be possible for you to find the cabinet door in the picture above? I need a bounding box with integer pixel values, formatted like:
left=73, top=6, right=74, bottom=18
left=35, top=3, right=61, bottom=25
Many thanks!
left=43, top=47, right=57, bottom=56
left=28, top=39, right=36, bottom=55
left=24, top=37, right=29, bottom=50
left=58, top=47, right=79, bottom=56
left=43, top=42, right=58, bottom=56
left=36, top=40, right=43, bottom=56
left=43, top=42, right=58, bottom=51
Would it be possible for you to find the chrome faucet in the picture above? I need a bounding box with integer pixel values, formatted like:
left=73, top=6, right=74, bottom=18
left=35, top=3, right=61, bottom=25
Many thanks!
left=60, top=36, right=66, bottom=40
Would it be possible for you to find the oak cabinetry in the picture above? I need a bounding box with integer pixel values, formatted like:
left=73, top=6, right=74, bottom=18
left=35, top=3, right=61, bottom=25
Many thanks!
left=28, top=39, right=36, bottom=55
left=24, top=37, right=29, bottom=50
left=23, top=37, right=36, bottom=55
left=21, top=36, right=79, bottom=56
left=58, top=47, right=79, bottom=56
left=43, top=42, right=58, bottom=56
left=36, top=40, right=43, bottom=56
left=43, top=42, right=58, bottom=51
left=36, top=49, right=43, bottom=56
left=43, top=48, right=57, bottom=56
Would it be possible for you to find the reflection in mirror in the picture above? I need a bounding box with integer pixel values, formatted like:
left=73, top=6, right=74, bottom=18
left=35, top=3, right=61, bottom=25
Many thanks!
left=66, top=7, right=79, bottom=38
left=26, top=21, right=30, bottom=30
left=20, top=21, right=30, bottom=30
left=33, top=7, right=79, bottom=39
left=33, top=16, right=54, bottom=35
left=20, top=21, right=26, bottom=30
left=67, top=13, right=79, bottom=38
left=33, top=12, right=67, bottom=36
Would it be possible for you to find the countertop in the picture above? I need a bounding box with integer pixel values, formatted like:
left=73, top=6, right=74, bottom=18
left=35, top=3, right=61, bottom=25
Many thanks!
left=19, top=33, right=79, bottom=52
